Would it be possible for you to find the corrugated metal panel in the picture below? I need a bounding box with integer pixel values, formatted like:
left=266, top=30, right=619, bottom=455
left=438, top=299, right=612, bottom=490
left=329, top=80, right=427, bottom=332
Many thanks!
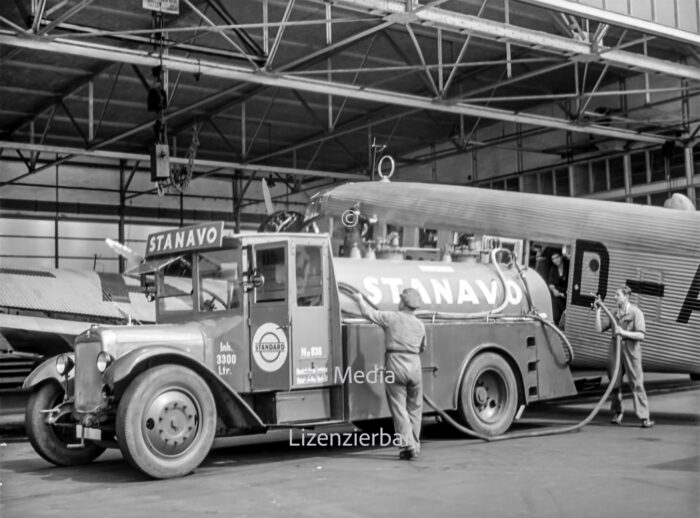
left=318, top=182, right=700, bottom=257
left=0, top=268, right=124, bottom=318
left=566, top=250, right=700, bottom=374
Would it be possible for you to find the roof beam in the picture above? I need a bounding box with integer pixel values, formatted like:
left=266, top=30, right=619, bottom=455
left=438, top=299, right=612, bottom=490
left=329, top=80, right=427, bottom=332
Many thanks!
left=0, top=31, right=670, bottom=145
left=516, top=0, right=700, bottom=47
left=330, top=0, right=700, bottom=82
left=0, top=141, right=367, bottom=183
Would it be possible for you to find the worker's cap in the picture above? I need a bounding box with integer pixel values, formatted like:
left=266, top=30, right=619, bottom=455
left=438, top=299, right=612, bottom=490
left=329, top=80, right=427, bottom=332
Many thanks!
left=400, top=288, right=422, bottom=310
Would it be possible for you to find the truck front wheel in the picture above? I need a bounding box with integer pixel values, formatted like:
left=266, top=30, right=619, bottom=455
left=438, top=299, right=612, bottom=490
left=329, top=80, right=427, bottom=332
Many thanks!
left=458, top=352, right=518, bottom=437
left=116, top=365, right=216, bottom=479
left=26, top=382, right=105, bottom=466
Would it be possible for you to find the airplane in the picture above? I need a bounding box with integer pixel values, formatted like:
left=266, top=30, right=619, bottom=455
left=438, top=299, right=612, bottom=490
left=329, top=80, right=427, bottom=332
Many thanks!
left=0, top=260, right=157, bottom=387
left=306, top=180, right=700, bottom=380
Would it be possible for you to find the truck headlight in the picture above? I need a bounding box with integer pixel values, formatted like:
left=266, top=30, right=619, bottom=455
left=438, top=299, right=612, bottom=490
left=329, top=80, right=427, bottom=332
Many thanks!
left=96, top=351, right=113, bottom=373
left=56, top=354, right=74, bottom=376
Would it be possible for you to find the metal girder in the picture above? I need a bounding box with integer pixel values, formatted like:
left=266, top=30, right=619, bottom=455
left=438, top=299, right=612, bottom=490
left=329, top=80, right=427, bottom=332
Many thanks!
left=330, top=0, right=700, bottom=82
left=204, top=0, right=264, bottom=56
left=37, top=0, right=95, bottom=35
left=516, top=0, right=700, bottom=47
left=6, top=62, right=113, bottom=135
left=167, top=20, right=392, bottom=145
left=0, top=31, right=669, bottom=144
left=0, top=141, right=367, bottom=183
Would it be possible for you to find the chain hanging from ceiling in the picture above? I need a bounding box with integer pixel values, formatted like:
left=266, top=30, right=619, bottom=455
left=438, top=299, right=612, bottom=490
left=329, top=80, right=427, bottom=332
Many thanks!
left=169, top=122, right=202, bottom=193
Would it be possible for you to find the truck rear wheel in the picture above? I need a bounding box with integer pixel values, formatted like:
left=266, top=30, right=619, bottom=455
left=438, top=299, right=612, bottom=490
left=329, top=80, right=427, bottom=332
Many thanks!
left=458, top=352, right=518, bottom=437
left=116, top=365, right=216, bottom=479
left=26, top=382, right=105, bottom=466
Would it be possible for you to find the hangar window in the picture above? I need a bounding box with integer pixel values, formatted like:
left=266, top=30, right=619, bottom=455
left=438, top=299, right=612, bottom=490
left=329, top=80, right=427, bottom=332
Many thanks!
left=554, top=168, right=569, bottom=196
left=608, top=157, right=625, bottom=189
left=630, top=152, right=648, bottom=186
left=540, top=171, right=554, bottom=194
left=571, top=164, right=589, bottom=196
left=521, top=173, right=538, bottom=193
left=649, top=149, right=666, bottom=182
left=591, top=160, right=608, bottom=192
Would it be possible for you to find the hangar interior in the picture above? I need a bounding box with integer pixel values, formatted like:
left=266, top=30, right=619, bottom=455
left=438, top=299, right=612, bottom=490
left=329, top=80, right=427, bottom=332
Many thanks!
left=0, top=0, right=698, bottom=272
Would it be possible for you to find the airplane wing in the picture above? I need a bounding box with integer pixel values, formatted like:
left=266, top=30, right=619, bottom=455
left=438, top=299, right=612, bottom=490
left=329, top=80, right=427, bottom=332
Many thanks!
left=0, top=267, right=155, bottom=322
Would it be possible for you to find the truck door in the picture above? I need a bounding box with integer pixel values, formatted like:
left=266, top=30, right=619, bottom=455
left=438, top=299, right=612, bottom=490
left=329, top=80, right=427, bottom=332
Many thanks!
left=290, top=242, right=333, bottom=388
left=248, top=242, right=291, bottom=390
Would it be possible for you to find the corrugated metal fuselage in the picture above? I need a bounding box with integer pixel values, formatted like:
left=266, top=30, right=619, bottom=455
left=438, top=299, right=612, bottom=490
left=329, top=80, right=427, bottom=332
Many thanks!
left=316, top=181, right=700, bottom=375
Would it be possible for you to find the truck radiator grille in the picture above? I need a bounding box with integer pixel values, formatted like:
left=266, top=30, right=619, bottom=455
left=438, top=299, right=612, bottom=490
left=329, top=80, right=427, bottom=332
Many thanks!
left=74, top=341, right=103, bottom=413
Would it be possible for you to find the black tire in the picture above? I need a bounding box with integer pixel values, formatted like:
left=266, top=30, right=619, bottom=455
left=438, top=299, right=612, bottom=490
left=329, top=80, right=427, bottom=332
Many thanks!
left=116, top=365, right=216, bottom=479
left=25, top=382, right=105, bottom=466
left=458, top=352, right=518, bottom=437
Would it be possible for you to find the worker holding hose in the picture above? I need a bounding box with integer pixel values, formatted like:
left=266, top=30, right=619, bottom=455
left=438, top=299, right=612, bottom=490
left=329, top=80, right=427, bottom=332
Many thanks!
left=594, top=286, right=654, bottom=428
left=352, top=288, right=426, bottom=460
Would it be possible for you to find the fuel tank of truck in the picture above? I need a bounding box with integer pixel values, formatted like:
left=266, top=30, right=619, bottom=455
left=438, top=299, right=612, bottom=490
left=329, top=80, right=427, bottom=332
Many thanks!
left=332, top=257, right=553, bottom=318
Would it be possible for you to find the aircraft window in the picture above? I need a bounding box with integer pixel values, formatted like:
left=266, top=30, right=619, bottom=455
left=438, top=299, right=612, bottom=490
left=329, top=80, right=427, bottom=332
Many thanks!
left=255, top=247, right=287, bottom=303
left=418, top=228, right=438, bottom=249
left=198, top=250, right=239, bottom=311
left=296, top=245, right=322, bottom=307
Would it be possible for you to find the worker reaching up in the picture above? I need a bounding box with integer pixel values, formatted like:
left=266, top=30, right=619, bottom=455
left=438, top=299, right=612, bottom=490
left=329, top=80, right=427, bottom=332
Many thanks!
left=352, top=288, right=426, bottom=460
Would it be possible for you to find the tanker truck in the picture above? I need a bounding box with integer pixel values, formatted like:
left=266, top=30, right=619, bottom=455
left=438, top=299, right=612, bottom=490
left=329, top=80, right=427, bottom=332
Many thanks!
left=23, top=221, right=577, bottom=479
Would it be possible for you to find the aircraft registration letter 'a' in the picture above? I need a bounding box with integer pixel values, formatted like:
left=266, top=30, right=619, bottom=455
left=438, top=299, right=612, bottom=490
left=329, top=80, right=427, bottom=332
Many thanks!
left=677, top=265, right=700, bottom=324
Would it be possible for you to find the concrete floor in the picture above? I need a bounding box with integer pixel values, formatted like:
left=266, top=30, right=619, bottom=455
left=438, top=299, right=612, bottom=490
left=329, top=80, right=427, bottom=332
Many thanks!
left=1, top=374, right=698, bottom=518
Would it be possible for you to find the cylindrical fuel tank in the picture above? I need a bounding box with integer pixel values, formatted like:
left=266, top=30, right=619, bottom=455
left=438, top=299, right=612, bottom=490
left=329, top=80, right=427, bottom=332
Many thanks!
left=332, top=257, right=553, bottom=319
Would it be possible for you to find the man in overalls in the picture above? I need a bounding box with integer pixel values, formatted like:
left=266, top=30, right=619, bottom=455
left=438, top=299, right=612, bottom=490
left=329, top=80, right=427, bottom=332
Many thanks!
left=353, top=288, right=426, bottom=460
left=595, top=286, right=654, bottom=428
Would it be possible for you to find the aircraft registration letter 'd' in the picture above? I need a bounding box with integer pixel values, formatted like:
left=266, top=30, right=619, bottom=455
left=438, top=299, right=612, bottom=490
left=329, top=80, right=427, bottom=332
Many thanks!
left=146, top=222, right=225, bottom=257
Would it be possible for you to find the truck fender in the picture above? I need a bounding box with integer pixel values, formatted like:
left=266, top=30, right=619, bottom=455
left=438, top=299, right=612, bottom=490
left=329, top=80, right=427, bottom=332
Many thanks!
left=451, top=343, right=525, bottom=409
left=104, top=346, right=265, bottom=431
left=23, top=354, right=74, bottom=390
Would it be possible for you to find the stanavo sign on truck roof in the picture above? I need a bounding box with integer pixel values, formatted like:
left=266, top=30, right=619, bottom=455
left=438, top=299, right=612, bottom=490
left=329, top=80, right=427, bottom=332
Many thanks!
left=23, top=221, right=576, bottom=479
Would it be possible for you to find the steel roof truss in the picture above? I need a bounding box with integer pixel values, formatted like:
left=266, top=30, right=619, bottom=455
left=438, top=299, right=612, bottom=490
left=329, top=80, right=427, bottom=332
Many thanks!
left=331, top=0, right=700, bottom=82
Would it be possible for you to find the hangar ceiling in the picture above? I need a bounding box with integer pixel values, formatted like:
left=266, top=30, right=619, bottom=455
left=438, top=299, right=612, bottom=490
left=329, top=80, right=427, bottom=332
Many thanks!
left=0, top=0, right=699, bottom=219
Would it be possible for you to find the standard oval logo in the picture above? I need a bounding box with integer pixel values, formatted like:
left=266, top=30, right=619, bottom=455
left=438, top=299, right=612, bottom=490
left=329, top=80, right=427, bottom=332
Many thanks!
left=252, top=323, right=288, bottom=373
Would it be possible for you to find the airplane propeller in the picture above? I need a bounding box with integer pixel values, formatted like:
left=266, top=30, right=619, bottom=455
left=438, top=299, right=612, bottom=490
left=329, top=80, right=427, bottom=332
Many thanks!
left=257, top=177, right=319, bottom=233
left=105, top=238, right=144, bottom=263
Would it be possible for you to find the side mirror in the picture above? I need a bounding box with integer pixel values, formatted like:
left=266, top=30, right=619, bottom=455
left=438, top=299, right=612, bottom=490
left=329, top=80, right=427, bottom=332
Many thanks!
left=252, top=273, right=265, bottom=288
left=140, top=274, right=157, bottom=302
left=241, top=270, right=265, bottom=293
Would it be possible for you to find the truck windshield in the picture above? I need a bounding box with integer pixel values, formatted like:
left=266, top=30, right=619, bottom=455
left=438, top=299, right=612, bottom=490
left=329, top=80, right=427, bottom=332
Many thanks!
left=156, top=256, right=195, bottom=314
left=198, top=249, right=240, bottom=312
